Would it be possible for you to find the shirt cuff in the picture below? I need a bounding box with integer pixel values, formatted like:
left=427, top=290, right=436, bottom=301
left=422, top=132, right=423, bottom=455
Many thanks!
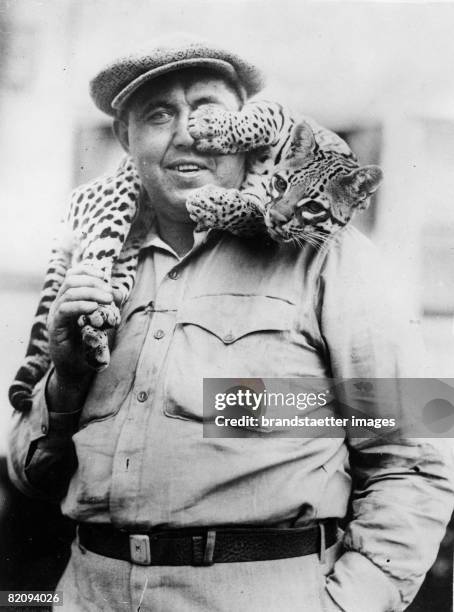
left=30, top=368, right=81, bottom=440
left=325, top=551, right=401, bottom=612
left=27, top=368, right=52, bottom=442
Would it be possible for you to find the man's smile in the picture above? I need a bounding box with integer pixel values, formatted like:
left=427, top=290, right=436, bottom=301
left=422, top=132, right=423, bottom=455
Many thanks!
left=165, top=157, right=214, bottom=174
left=164, top=157, right=216, bottom=186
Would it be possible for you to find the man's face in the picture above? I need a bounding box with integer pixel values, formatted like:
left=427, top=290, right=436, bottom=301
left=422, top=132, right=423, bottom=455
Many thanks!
left=116, top=71, right=246, bottom=224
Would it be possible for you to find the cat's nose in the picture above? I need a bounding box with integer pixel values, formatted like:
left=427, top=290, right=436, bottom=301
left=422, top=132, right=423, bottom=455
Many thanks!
left=294, top=207, right=305, bottom=227
left=268, top=208, right=290, bottom=223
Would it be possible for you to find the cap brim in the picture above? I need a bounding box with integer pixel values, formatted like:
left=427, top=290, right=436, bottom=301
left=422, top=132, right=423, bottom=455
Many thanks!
left=112, top=57, right=242, bottom=112
left=89, top=35, right=265, bottom=116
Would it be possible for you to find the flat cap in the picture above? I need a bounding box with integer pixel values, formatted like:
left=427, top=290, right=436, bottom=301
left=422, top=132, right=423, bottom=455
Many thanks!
left=90, top=34, right=265, bottom=116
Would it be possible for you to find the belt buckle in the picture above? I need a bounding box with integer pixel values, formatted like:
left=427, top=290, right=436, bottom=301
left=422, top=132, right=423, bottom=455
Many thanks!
left=129, top=534, right=151, bottom=565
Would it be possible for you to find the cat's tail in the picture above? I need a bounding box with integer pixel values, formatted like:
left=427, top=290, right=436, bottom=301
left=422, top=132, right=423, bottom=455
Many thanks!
left=8, top=242, right=71, bottom=412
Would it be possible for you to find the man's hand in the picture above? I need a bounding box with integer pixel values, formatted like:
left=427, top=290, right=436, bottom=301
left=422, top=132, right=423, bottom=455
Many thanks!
left=46, top=263, right=114, bottom=412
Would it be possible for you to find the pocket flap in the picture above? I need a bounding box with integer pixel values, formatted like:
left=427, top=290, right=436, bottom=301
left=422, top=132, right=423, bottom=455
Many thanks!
left=177, top=294, right=295, bottom=343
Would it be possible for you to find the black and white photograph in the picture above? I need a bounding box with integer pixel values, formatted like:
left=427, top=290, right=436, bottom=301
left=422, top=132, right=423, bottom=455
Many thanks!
left=1, top=1, right=454, bottom=611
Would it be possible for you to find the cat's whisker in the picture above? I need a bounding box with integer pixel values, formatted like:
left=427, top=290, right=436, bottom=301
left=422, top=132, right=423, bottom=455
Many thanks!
left=312, top=236, right=328, bottom=247
left=295, top=236, right=306, bottom=249
left=288, top=230, right=307, bottom=248
left=302, top=235, right=319, bottom=249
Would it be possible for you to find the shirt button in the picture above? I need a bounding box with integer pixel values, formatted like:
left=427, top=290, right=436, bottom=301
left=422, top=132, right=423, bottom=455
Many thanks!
left=154, top=329, right=165, bottom=339
left=137, top=391, right=148, bottom=402
left=223, top=333, right=234, bottom=343
left=168, top=270, right=179, bottom=280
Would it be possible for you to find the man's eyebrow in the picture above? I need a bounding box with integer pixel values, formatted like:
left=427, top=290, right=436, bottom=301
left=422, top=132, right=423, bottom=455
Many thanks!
left=137, top=99, right=174, bottom=113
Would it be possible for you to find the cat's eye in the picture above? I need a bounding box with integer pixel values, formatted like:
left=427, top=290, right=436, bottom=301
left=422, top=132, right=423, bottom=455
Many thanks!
left=304, top=200, right=324, bottom=214
left=272, top=175, right=288, bottom=193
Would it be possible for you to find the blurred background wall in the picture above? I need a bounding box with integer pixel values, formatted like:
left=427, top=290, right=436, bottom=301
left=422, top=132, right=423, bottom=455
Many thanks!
left=0, top=0, right=453, bottom=607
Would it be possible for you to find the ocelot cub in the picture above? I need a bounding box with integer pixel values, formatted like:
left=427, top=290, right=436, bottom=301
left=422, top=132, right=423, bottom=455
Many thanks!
left=186, top=100, right=382, bottom=248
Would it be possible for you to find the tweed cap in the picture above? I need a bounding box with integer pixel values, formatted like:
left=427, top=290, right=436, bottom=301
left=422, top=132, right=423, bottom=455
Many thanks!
left=90, top=34, right=265, bottom=116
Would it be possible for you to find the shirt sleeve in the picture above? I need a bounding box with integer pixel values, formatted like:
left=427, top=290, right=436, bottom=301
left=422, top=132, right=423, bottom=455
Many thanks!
left=7, top=369, right=80, bottom=502
left=316, top=229, right=454, bottom=612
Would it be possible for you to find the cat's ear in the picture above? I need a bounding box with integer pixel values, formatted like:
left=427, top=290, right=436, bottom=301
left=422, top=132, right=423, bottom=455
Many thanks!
left=291, top=121, right=316, bottom=160
left=341, top=165, right=383, bottom=208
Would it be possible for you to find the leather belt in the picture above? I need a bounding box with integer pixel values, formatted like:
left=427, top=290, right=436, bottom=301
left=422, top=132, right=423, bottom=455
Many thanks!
left=77, top=519, right=338, bottom=566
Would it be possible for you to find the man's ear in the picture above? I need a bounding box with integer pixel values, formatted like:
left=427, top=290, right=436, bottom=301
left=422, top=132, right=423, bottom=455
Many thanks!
left=113, top=119, right=130, bottom=152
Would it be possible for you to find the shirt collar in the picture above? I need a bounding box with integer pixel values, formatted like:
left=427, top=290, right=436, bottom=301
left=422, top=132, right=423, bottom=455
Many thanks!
left=138, top=216, right=218, bottom=261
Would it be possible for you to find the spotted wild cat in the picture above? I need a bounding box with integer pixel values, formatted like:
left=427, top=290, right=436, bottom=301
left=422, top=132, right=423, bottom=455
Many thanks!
left=186, top=101, right=382, bottom=248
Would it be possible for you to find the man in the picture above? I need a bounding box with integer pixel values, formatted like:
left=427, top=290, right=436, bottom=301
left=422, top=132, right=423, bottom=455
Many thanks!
left=8, top=35, right=454, bottom=612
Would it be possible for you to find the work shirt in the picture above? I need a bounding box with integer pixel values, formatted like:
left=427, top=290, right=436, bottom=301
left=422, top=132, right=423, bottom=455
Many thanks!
left=8, top=225, right=454, bottom=612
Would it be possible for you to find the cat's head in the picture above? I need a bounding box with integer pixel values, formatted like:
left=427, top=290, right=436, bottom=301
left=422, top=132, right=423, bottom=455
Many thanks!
left=264, top=121, right=383, bottom=246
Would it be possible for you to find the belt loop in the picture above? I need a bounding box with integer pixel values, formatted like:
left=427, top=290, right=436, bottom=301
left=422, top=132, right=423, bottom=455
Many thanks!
left=318, top=522, right=326, bottom=564
left=203, top=530, right=216, bottom=565
left=192, top=531, right=217, bottom=566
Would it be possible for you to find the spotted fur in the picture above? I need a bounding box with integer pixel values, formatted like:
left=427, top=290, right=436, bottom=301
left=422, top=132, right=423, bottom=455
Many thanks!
left=187, top=101, right=383, bottom=247
left=8, top=158, right=146, bottom=412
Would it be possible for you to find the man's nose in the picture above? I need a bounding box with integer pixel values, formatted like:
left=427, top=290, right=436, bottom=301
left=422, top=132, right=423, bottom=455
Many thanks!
left=172, top=114, right=194, bottom=148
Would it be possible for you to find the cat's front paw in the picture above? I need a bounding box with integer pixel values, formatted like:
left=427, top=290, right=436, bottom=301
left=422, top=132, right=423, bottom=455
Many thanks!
left=188, top=104, right=225, bottom=138
left=188, top=105, right=233, bottom=153
left=186, top=185, right=222, bottom=231
left=187, top=185, right=261, bottom=236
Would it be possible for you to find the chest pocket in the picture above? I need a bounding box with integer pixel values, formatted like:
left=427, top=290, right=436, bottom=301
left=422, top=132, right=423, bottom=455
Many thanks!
left=163, top=294, right=297, bottom=423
